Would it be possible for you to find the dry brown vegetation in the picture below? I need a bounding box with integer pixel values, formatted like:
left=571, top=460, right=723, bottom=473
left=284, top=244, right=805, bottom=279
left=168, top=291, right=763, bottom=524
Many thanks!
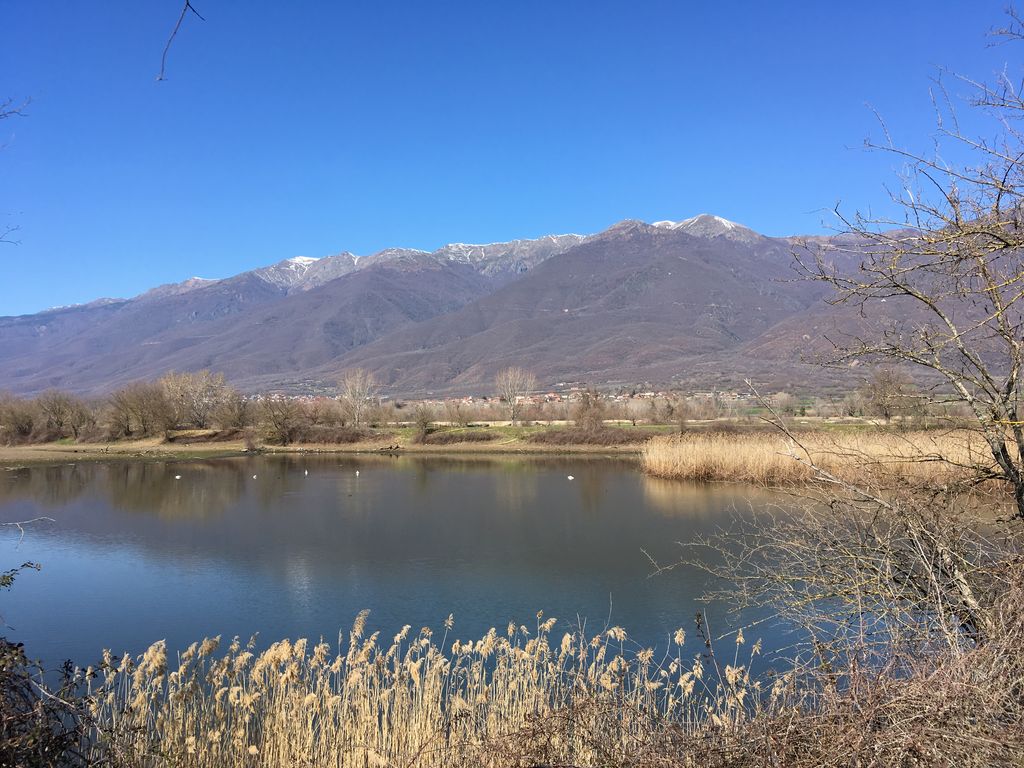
left=641, top=430, right=1002, bottom=487
left=12, top=581, right=1018, bottom=768
left=527, top=425, right=655, bottom=447
left=81, top=613, right=720, bottom=767
left=416, top=428, right=500, bottom=445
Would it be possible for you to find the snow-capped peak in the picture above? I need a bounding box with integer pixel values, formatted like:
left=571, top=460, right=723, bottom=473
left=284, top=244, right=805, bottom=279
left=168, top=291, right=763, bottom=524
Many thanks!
left=249, top=252, right=357, bottom=291
left=651, top=214, right=760, bottom=242
left=679, top=213, right=740, bottom=230
left=431, top=234, right=587, bottom=275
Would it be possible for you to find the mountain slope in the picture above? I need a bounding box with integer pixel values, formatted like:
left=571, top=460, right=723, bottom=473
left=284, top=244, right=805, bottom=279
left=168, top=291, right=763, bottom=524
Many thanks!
left=120, top=258, right=498, bottom=388
left=0, top=232, right=584, bottom=394
left=0, top=215, right=873, bottom=396
left=302, top=220, right=831, bottom=393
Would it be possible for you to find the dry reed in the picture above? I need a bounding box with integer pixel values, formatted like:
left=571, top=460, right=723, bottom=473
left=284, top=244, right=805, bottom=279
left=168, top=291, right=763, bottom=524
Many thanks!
left=641, top=430, right=1002, bottom=487
left=19, top=591, right=1024, bottom=767
left=81, top=612, right=766, bottom=767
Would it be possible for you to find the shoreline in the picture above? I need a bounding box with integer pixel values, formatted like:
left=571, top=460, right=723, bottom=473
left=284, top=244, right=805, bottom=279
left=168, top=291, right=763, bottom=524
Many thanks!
left=0, top=420, right=972, bottom=471
left=0, top=437, right=648, bottom=466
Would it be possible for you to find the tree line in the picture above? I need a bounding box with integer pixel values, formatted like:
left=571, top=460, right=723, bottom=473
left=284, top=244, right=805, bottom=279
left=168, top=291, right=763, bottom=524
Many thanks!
left=0, top=363, right=965, bottom=450
left=0, top=370, right=390, bottom=447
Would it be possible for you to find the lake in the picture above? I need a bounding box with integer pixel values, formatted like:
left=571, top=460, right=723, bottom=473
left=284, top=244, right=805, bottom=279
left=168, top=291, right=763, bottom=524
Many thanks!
left=0, top=454, right=791, bottom=668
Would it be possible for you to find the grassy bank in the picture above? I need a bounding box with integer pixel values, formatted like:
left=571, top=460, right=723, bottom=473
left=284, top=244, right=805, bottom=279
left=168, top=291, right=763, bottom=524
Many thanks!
left=641, top=430, right=1000, bottom=486
left=0, top=423, right=678, bottom=465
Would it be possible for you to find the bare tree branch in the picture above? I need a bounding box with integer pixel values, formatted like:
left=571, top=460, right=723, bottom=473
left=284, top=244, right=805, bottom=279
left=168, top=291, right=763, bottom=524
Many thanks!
left=2, top=517, right=55, bottom=548
left=158, top=1, right=205, bottom=82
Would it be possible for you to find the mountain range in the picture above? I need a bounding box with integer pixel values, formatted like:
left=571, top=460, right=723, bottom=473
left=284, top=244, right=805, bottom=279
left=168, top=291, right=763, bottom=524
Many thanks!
left=0, top=215, right=863, bottom=397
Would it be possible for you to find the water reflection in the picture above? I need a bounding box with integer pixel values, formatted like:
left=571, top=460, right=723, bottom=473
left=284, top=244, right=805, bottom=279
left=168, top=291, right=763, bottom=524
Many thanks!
left=0, top=455, right=791, bottom=669
left=0, top=463, right=93, bottom=508
left=641, top=475, right=779, bottom=519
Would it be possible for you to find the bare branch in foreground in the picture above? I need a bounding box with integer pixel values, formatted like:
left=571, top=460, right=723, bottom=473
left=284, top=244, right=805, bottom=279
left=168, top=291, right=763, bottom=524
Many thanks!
left=2, top=517, right=54, bottom=548
left=158, top=1, right=205, bottom=81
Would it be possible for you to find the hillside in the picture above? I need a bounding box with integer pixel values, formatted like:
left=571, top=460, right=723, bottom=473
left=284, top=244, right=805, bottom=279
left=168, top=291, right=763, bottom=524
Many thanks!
left=0, top=216, right=855, bottom=396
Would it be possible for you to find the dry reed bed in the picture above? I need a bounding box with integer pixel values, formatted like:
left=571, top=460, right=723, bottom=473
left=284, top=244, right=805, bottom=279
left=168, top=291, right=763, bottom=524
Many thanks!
left=84, top=612, right=766, bottom=767
left=72, top=603, right=1024, bottom=767
left=641, top=430, right=1002, bottom=486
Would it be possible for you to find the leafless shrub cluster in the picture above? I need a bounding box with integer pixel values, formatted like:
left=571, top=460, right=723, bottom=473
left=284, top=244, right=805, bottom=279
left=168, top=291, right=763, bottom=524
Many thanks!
left=527, top=425, right=653, bottom=446
left=0, top=371, right=389, bottom=447
left=415, top=428, right=500, bottom=445
left=638, top=20, right=1024, bottom=761
left=0, top=390, right=99, bottom=444
left=793, top=32, right=1024, bottom=518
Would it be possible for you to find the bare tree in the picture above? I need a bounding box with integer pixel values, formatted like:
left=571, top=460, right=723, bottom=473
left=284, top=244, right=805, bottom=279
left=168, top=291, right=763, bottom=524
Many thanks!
left=683, top=463, right=1009, bottom=651
left=573, top=388, right=606, bottom=431
left=0, top=394, right=35, bottom=443
left=618, top=398, right=644, bottom=427
left=33, top=390, right=94, bottom=440
left=841, top=390, right=864, bottom=417
left=338, top=369, right=378, bottom=427
left=411, top=403, right=435, bottom=443
left=214, top=389, right=255, bottom=429
left=495, top=367, right=536, bottom=424
left=654, top=17, right=1024, bottom=694
left=107, top=382, right=172, bottom=438
left=35, top=390, right=75, bottom=435
left=771, top=391, right=798, bottom=417
left=796, top=35, right=1024, bottom=519
left=444, top=399, right=469, bottom=427
left=858, top=368, right=915, bottom=424
left=260, top=398, right=306, bottom=446
left=159, top=370, right=228, bottom=429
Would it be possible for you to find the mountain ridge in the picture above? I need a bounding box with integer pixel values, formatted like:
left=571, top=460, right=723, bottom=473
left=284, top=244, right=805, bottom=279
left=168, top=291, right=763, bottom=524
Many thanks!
left=0, top=215, right=849, bottom=396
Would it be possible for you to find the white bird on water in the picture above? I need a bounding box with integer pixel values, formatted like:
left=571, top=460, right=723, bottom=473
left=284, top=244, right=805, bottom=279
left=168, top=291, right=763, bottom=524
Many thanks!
left=567, top=475, right=575, bottom=481
left=174, top=475, right=181, bottom=480
left=252, top=474, right=257, bottom=479
left=355, top=470, right=360, bottom=477
left=304, top=469, right=308, bottom=476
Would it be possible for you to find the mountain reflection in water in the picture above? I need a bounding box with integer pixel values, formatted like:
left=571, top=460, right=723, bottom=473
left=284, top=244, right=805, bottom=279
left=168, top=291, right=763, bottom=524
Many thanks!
left=0, top=455, right=790, bottom=669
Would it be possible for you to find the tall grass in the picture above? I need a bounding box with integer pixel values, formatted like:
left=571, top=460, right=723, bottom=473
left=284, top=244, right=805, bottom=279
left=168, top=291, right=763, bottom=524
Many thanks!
left=641, top=430, right=1001, bottom=486
left=83, top=612, right=764, bottom=767
left=47, top=591, right=1024, bottom=767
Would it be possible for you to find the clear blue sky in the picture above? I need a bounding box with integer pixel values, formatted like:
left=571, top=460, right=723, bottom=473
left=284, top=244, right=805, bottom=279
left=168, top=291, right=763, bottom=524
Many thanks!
left=0, top=1, right=1014, bottom=315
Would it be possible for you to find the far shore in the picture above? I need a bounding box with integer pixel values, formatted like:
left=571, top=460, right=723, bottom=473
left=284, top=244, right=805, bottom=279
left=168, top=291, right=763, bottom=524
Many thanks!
left=0, top=435, right=650, bottom=466
left=0, top=418, right=937, bottom=470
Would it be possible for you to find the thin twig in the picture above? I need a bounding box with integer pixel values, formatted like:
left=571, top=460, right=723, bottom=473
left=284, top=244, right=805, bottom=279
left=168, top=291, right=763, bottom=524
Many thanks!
left=157, top=1, right=205, bottom=81
left=2, top=516, right=55, bottom=547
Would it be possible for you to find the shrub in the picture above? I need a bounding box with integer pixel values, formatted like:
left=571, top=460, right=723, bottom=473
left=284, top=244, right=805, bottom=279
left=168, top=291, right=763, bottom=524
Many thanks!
left=164, top=428, right=245, bottom=444
left=410, top=404, right=435, bottom=444
left=418, top=429, right=500, bottom=445
left=527, top=426, right=652, bottom=446
left=0, top=639, right=94, bottom=768
left=573, top=388, right=606, bottom=431
left=0, top=396, right=36, bottom=444
left=292, top=425, right=377, bottom=444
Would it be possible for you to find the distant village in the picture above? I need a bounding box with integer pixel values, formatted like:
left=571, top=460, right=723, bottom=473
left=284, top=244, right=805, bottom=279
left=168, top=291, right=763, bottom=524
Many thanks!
left=253, top=384, right=842, bottom=422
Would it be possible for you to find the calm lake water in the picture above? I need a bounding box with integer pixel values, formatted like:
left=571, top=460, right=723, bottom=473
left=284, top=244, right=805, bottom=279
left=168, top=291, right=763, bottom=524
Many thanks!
left=0, top=455, right=791, bottom=668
